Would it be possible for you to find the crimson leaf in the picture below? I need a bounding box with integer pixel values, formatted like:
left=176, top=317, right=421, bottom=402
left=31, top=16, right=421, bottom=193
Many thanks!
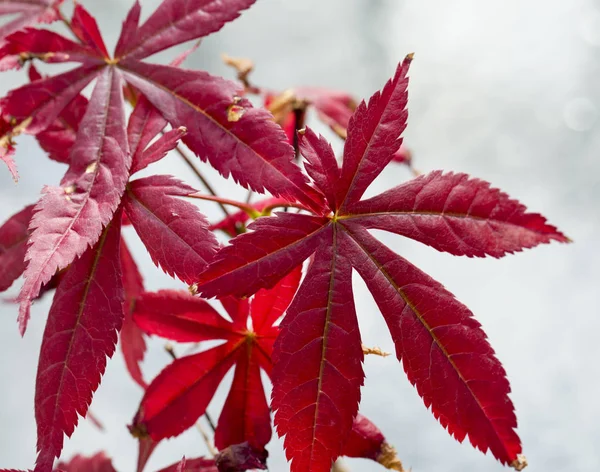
left=34, top=213, right=124, bottom=471
left=0, top=204, right=33, bottom=292
left=54, top=452, right=116, bottom=472
left=196, top=56, right=567, bottom=471
left=0, top=0, right=62, bottom=44
left=131, top=267, right=301, bottom=451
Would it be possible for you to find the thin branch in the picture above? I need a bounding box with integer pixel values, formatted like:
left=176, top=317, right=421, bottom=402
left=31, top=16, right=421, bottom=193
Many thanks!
left=173, top=145, right=230, bottom=217
left=187, top=193, right=260, bottom=217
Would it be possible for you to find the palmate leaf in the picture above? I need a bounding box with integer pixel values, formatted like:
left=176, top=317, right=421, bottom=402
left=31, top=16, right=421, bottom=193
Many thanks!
left=196, top=56, right=568, bottom=471
left=55, top=452, right=117, bottom=472
left=131, top=267, right=302, bottom=451
left=123, top=175, right=218, bottom=285
left=17, top=66, right=129, bottom=334
left=34, top=212, right=124, bottom=472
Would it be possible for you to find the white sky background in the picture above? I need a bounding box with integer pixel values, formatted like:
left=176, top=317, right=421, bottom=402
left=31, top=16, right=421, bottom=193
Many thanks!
left=1, top=0, right=599, bottom=471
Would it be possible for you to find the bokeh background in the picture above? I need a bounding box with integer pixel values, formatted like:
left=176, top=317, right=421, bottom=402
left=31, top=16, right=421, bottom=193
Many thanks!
left=1, top=0, right=599, bottom=471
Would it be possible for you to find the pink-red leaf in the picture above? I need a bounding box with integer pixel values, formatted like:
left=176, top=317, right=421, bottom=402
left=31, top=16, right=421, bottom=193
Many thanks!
left=295, top=87, right=356, bottom=138
left=337, top=55, right=411, bottom=210
left=127, top=95, right=168, bottom=171
left=28, top=64, right=89, bottom=164
left=0, top=0, right=62, bottom=44
left=272, top=239, right=364, bottom=472
left=1, top=64, right=101, bottom=134
left=123, top=175, right=218, bottom=284
left=341, top=225, right=522, bottom=466
left=116, top=0, right=256, bottom=61
left=0, top=204, right=33, bottom=292
left=197, top=213, right=329, bottom=299
left=120, top=238, right=147, bottom=389
left=119, top=61, right=323, bottom=211
left=344, top=170, right=569, bottom=257
left=17, top=66, right=129, bottom=334
left=55, top=452, right=117, bottom=472
left=34, top=214, right=124, bottom=471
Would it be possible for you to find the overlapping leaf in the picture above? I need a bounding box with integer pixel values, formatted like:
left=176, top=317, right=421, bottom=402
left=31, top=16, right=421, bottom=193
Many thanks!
left=0, top=204, right=33, bottom=291
left=196, top=56, right=568, bottom=471
left=0, top=0, right=62, bottom=44
left=55, top=452, right=117, bottom=472
left=131, top=267, right=302, bottom=451
left=34, top=213, right=124, bottom=472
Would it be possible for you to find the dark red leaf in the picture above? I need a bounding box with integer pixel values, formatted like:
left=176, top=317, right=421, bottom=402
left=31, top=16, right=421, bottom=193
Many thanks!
left=18, top=67, right=129, bottom=334
left=195, top=59, right=564, bottom=472
left=337, top=56, right=411, bottom=210
left=298, top=126, right=339, bottom=210
left=341, top=225, right=522, bottom=465
left=55, top=452, right=116, bottom=472
left=120, top=238, right=147, bottom=389
left=197, top=213, right=329, bottom=299
left=118, top=61, right=323, bottom=212
left=155, top=457, right=216, bottom=472
left=271, top=240, right=364, bottom=472
left=214, top=442, right=267, bottom=472
left=135, top=436, right=159, bottom=472
left=123, top=175, right=218, bottom=284
left=116, top=0, right=256, bottom=61
left=0, top=204, right=33, bottom=292
left=344, top=170, right=570, bottom=258
left=34, top=214, right=124, bottom=471
left=341, top=414, right=404, bottom=471
left=127, top=96, right=168, bottom=174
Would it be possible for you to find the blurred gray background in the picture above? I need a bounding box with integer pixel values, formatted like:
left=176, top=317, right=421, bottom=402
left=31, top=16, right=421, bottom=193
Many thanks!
left=1, top=0, right=599, bottom=471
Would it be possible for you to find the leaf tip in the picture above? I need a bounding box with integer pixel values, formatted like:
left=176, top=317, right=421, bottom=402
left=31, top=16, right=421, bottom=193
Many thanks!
left=510, top=454, right=528, bottom=471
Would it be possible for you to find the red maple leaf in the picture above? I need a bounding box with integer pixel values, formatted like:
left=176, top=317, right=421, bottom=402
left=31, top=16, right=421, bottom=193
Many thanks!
left=195, top=55, right=567, bottom=472
left=0, top=0, right=317, bottom=333
left=130, top=266, right=302, bottom=452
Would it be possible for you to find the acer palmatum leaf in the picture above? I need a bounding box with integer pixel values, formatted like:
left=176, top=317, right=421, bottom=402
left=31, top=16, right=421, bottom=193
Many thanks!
left=0, top=0, right=63, bottom=44
left=197, top=213, right=329, bottom=298
left=55, top=452, right=116, bottom=472
left=0, top=204, right=33, bottom=292
left=127, top=96, right=168, bottom=173
left=133, top=268, right=302, bottom=450
left=196, top=56, right=568, bottom=470
left=272, top=241, right=364, bottom=472
left=295, top=87, right=356, bottom=139
left=123, top=175, right=218, bottom=285
left=155, top=457, right=217, bottom=472
left=115, top=0, right=256, bottom=61
left=0, top=27, right=101, bottom=71
left=120, top=238, right=147, bottom=389
left=118, top=61, right=324, bottom=212
left=337, top=57, right=411, bottom=210
left=28, top=64, right=89, bottom=164
left=344, top=170, right=569, bottom=257
left=70, top=3, right=110, bottom=59
left=17, top=67, right=129, bottom=334
left=34, top=214, right=124, bottom=472
left=341, top=414, right=404, bottom=471
left=344, top=225, right=522, bottom=464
